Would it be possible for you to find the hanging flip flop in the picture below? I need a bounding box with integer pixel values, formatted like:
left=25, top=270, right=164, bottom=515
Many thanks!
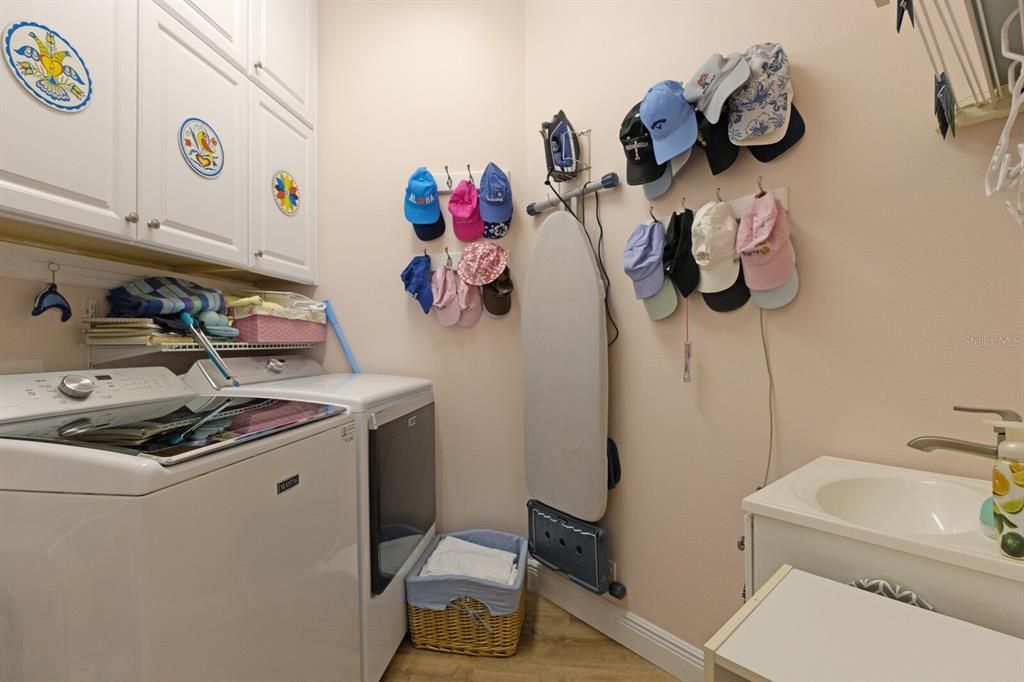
left=31, top=263, right=72, bottom=322
left=897, top=0, right=914, bottom=33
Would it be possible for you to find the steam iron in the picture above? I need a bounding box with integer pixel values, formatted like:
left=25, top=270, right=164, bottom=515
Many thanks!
left=540, top=110, right=580, bottom=183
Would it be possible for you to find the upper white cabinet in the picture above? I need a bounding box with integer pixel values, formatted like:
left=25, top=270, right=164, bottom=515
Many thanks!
left=249, top=88, right=316, bottom=283
left=0, top=0, right=137, bottom=240
left=155, top=0, right=248, bottom=71
left=138, top=0, right=249, bottom=266
left=248, top=0, right=316, bottom=128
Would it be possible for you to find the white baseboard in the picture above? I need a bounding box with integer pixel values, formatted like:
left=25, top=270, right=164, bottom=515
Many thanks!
left=527, top=561, right=704, bottom=682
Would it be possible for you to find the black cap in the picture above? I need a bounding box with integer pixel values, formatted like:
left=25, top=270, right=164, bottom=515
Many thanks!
left=749, top=101, right=805, bottom=163
left=663, top=210, right=700, bottom=297
left=620, top=102, right=667, bottom=186
left=695, top=111, right=739, bottom=176
left=703, top=262, right=750, bottom=312
left=413, top=213, right=445, bottom=241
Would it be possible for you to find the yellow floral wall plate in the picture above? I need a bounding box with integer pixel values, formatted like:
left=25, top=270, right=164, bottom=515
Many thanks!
left=273, top=170, right=300, bottom=215
left=179, top=117, right=224, bottom=178
left=4, top=21, right=92, bottom=112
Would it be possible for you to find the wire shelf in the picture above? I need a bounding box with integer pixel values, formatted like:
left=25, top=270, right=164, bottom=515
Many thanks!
left=86, top=341, right=316, bottom=366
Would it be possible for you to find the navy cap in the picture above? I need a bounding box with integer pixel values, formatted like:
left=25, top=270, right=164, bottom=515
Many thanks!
left=695, top=111, right=739, bottom=176
left=401, top=255, right=434, bottom=314
left=663, top=210, right=700, bottom=297
left=479, top=163, right=513, bottom=223
left=702, top=262, right=750, bottom=312
left=749, top=101, right=805, bottom=163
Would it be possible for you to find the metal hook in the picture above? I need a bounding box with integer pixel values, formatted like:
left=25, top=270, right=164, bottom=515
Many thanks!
left=444, top=165, right=453, bottom=190
left=756, top=176, right=765, bottom=196
left=649, top=206, right=657, bottom=222
left=48, top=261, right=59, bottom=284
left=466, top=164, right=474, bottom=185
left=715, top=187, right=723, bottom=202
left=444, top=247, right=452, bottom=267
left=423, top=248, right=428, bottom=257
left=680, top=196, right=686, bottom=211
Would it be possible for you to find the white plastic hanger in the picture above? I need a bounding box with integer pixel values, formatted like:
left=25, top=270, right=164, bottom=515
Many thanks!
left=985, top=0, right=1024, bottom=227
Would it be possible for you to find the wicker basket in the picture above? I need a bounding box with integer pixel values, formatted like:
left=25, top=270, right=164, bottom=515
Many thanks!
left=407, top=589, right=526, bottom=657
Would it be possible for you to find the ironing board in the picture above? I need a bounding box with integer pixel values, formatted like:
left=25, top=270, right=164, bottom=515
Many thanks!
left=521, top=210, right=608, bottom=522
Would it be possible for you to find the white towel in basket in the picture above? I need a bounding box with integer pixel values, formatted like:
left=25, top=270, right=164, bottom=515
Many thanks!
left=420, top=536, right=519, bottom=585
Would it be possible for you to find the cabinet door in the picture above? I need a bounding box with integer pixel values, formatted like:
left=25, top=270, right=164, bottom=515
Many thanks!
left=249, top=87, right=316, bottom=283
left=0, top=0, right=137, bottom=239
left=248, top=0, right=315, bottom=128
left=138, top=0, right=248, bottom=266
left=155, top=0, right=247, bottom=71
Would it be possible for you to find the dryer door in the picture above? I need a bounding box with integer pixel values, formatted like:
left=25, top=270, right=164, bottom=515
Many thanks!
left=368, top=401, right=436, bottom=595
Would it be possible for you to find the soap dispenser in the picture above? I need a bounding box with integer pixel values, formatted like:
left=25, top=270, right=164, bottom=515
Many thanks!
left=993, top=423, right=1024, bottom=560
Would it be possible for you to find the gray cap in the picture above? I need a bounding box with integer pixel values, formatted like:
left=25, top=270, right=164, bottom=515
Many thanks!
left=684, top=53, right=751, bottom=124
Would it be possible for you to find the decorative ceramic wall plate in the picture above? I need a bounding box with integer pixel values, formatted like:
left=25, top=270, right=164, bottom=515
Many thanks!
left=178, top=117, right=224, bottom=178
left=3, top=21, right=92, bottom=112
left=272, top=170, right=300, bottom=215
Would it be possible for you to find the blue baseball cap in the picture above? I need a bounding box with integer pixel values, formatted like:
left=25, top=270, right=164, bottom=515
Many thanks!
left=404, top=167, right=445, bottom=240
left=479, top=163, right=513, bottom=223
left=640, top=81, right=698, bottom=164
left=401, top=255, right=433, bottom=314
left=623, top=221, right=666, bottom=299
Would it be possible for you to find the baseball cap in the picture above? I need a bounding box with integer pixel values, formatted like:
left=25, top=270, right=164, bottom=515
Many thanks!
left=482, top=267, right=514, bottom=317
left=703, top=263, right=751, bottom=312
left=644, top=278, right=678, bottom=320
left=684, top=53, right=751, bottom=124
left=400, top=255, right=433, bottom=314
left=727, top=43, right=792, bottom=147
left=404, top=167, right=445, bottom=241
left=695, top=111, right=739, bottom=176
left=431, top=266, right=460, bottom=326
left=750, top=263, right=799, bottom=309
left=479, top=163, right=513, bottom=223
left=663, top=210, right=700, bottom=297
left=623, top=221, right=665, bottom=299
left=735, top=192, right=794, bottom=291
left=749, top=101, right=805, bottom=162
left=620, top=102, right=666, bottom=186
left=448, top=180, right=485, bottom=242
left=692, top=201, right=740, bottom=294
left=643, top=148, right=691, bottom=200
left=455, top=276, right=483, bottom=327
left=640, top=80, right=698, bottom=164
left=457, top=242, right=508, bottom=286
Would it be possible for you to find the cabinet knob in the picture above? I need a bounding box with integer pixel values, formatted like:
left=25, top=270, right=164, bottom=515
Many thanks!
left=147, top=218, right=161, bottom=229
left=254, top=249, right=264, bottom=258
left=253, top=59, right=263, bottom=70
left=125, top=212, right=139, bottom=224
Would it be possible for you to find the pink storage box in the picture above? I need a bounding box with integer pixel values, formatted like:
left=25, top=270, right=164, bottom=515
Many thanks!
left=234, top=314, right=327, bottom=343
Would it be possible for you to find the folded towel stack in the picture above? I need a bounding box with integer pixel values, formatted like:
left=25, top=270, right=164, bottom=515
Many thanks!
left=420, top=536, right=519, bottom=586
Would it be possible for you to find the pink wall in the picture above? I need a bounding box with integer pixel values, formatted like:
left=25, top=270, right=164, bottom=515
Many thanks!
left=318, top=0, right=1024, bottom=648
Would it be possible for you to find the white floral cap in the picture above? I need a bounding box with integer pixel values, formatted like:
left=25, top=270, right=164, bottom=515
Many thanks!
left=726, top=43, right=792, bottom=146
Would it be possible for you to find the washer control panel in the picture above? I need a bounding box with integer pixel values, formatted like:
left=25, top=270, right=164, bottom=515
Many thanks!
left=0, top=367, right=193, bottom=423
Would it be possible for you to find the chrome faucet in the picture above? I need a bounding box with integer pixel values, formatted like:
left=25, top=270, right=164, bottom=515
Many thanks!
left=907, top=405, right=1022, bottom=459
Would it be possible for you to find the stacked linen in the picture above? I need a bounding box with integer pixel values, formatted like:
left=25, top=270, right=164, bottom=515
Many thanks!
left=420, top=536, right=519, bottom=586
left=83, top=317, right=187, bottom=346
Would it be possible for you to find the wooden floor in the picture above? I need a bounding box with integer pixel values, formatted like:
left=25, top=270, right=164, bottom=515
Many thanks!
left=381, top=592, right=678, bottom=681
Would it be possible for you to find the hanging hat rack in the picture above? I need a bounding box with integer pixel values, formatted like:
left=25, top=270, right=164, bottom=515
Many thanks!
left=430, top=165, right=511, bottom=195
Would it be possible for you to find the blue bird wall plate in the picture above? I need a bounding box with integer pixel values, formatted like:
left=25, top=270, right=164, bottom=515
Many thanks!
left=32, top=283, right=72, bottom=322
left=3, top=20, right=93, bottom=112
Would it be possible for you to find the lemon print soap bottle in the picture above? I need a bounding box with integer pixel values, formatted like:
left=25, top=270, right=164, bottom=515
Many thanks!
left=993, top=423, right=1024, bottom=560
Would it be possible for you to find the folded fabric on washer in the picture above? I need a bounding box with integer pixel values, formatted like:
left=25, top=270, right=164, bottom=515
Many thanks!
left=419, top=536, right=519, bottom=585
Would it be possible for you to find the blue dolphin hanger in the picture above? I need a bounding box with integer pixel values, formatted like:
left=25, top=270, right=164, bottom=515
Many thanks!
left=32, top=262, right=72, bottom=322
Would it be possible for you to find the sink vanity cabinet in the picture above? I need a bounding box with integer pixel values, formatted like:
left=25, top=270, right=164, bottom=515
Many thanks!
left=743, top=456, right=1024, bottom=638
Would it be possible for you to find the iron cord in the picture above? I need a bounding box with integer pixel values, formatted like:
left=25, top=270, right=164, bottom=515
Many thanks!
left=759, top=308, right=775, bottom=489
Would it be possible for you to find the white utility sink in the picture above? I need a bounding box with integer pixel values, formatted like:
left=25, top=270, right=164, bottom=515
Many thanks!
left=742, top=456, right=1024, bottom=639
left=815, top=476, right=983, bottom=536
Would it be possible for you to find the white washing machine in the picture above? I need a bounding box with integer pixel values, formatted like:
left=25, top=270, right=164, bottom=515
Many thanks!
left=0, top=367, right=361, bottom=682
left=184, top=357, right=436, bottom=682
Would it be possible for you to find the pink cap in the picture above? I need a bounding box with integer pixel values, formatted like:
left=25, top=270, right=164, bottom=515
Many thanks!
left=457, top=242, right=508, bottom=286
left=735, top=192, right=794, bottom=291
left=431, top=266, right=460, bottom=326
left=456, top=276, right=483, bottom=327
left=448, top=180, right=485, bottom=242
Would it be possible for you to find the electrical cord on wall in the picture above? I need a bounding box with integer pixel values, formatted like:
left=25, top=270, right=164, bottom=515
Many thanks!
left=545, top=175, right=620, bottom=347
left=759, top=308, right=775, bottom=489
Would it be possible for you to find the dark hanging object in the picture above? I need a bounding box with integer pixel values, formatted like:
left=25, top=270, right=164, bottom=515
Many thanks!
left=31, top=263, right=72, bottom=322
left=897, top=0, right=915, bottom=33
left=934, top=72, right=956, bottom=139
